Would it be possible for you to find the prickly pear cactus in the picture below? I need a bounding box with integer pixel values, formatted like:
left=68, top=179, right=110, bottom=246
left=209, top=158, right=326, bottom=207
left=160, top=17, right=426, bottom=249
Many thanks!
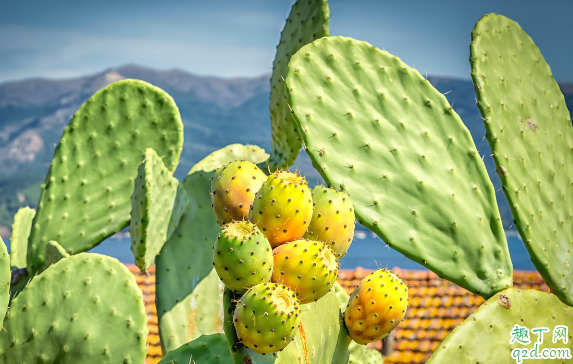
left=130, top=148, right=189, bottom=271
left=268, top=0, right=330, bottom=170
left=426, top=288, right=573, bottom=363
left=213, top=221, right=273, bottom=293
left=303, top=186, right=355, bottom=258
left=272, top=240, right=338, bottom=303
left=211, top=160, right=267, bottom=225
left=249, top=171, right=313, bottom=248
left=27, top=79, right=184, bottom=274
left=44, top=240, right=70, bottom=268
left=470, top=14, right=573, bottom=307
left=8, top=206, right=35, bottom=270
left=0, top=238, right=10, bottom=327
left=0, top=253, right=148, bottom=363
left=286, top=35, right=513, bottom=298
left=158, top=334, right=232, bottom=364
left=349, top=344, right=384, bottom=364
left=156, top=144, right=269, bottom=353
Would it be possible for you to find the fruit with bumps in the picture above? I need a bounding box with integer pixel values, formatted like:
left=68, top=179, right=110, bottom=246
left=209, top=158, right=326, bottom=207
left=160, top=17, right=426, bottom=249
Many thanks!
left=272, top=240, right=339, bottom=303
left=211, top=160, right=267, bottom=226
left=249, top=171, right=313, bottom=248
left=233, top=283, right=301, bottom=354
left=344, top=269, right=408, bottom=344
left=213, top=221, right=273, bottom=293
left=303, top=186, right=355, bottom=259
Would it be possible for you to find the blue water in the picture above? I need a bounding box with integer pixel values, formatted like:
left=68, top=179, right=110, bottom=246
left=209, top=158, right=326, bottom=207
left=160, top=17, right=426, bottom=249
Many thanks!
left=5, top=230, right=535, bottom=271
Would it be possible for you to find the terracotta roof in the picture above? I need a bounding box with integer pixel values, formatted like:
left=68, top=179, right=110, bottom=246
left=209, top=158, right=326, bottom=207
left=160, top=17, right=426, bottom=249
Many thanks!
left=128, top=265, right=548, bottom=364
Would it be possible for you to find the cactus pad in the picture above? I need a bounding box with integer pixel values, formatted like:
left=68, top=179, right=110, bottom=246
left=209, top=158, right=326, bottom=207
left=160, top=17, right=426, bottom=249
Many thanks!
left=158, top=334, right=232, bottom=364
left=0, top=237, right=9, bottom=327
left=349, top=344, right=384, bottom=364
left=213, top=221, right=273, bottom=293
left=272, top=239, right=338, bottom=303
left=130, top=148, right=189, bottom=271
left=470, top=14, right=573, bottom=306
left=156, top=144, right=268, bottom=353
left=8, top=206, right=35, bottom=270
left=303, top=186, right=355, bottom=258
left=0, top=253, right=148, bottom=363
left=44, top=240, right=70, bottom=269
left=27, top=79, right=184, bottom=274
left=344, top=269, right=408, bottom=344
left=286, top=35, right=512, bottom=298
left=427, top=288, right=573, bottom=363
left=249, top=171, right=313, bottom=248
left=268, top=0, right=330, bottom=170
left=211, top=160, right=267, bottom=225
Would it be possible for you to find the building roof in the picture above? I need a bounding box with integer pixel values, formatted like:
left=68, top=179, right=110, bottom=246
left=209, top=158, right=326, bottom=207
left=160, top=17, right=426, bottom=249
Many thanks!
left=129, top=265, right=548, bottom=364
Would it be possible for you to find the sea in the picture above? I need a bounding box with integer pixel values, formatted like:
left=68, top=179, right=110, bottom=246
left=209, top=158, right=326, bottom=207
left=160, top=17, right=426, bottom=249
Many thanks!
left=5, top=229, right=535, bottom=271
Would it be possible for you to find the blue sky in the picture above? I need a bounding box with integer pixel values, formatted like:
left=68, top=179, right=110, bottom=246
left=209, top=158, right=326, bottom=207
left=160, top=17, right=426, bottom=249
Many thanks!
left=1, top=0, right=572, bottom=84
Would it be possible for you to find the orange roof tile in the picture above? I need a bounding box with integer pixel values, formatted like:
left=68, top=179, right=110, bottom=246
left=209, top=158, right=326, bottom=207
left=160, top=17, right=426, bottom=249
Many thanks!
left=128, top=265, right=548, bottom=364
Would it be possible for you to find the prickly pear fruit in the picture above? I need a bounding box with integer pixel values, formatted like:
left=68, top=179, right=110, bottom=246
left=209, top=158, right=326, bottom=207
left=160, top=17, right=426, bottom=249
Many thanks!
left=233, top=282, right=301, bottom=354
left=272, top=239, right=339, bottom=304
left=303, top=186, right=355, bottom=259
left=249, top=171, right=313, bottom=248
left=211, top=160, right=267, bottom=225
left=344, top=269, right=408, bottom=344
left=213, top=221, right=273, bottom=293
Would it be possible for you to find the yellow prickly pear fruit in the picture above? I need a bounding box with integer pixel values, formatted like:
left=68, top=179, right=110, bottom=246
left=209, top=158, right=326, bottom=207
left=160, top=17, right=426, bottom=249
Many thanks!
left=249, top=171, right=313, bottom=248
left=344, top=269, right=408, bottom=344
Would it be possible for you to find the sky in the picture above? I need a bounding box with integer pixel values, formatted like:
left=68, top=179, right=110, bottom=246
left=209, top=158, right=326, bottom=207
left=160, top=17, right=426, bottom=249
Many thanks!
left=1, top=0, right=572, bottom=84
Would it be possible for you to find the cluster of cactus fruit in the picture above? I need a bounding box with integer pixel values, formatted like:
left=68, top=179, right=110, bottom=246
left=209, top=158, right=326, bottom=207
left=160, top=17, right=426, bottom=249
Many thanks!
left=2, top=0, right=572, bottom=363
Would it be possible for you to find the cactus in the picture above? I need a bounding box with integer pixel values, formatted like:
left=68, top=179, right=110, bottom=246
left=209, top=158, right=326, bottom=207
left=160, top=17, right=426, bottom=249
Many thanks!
left=344, top=269, right=408, bottom=344
left=0, top=238, right=10, bottom=327
left=213, top=221, right=273, bottom=293
left=268, top=0, right=330, bottom=170
left=130, top=148, right=189, bottom=271
left=0, top=253, right=148, bottom=363
left=233, top=283, right=302, bottom=354
left=156, top=144, right=269, bottom=353
left=304, top=186, right=356, bottom=258
left=426, top=288, right=573, bottom=363
left=158, top=334, right=232, bottom=364
left=285, top=35, right=512, bottom=299
left=211, top=160, right=267, bottom=226
left=470, top=13, right=573, bottom=307
left=44, top=240, right=70, bottom=268
left=249, top=171, right=313, bottom=248
left=27, top=79, right=184, bottom=274
left=271, top=239, right=338, bottom=303
left=8, top=207, right=35, bottom=270
left=348, top=345, right=384, bottom=364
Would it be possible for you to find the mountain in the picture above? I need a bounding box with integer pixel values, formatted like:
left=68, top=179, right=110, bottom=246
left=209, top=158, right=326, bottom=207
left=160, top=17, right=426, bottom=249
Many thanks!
left=0, top=65, right=572, bottom=235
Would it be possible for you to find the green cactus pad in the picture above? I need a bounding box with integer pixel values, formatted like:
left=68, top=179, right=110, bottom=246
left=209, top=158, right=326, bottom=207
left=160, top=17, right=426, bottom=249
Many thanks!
left=427, top=288, right=573, bottom=363
left=268, top=0, right=330, bottom=170
left=44, top=240, right=70, bottom=268
left=0, top=237, right=10, bottom=327
left=158, top=334, right=232, bottom=364
left=470, top=14, right=573, bottom=306
left=9, top=207, right=35, bottom=270
left=349, top=344, right=384, bottom=364
left=0, top=253, right=148, bottom=363
left=27, top=79, right=184, bottom=274
left=156, top=144, right=269, bottom=353
left=130, top=148, right=189, bottom=271
left=286, top=36, right=512, bottom=298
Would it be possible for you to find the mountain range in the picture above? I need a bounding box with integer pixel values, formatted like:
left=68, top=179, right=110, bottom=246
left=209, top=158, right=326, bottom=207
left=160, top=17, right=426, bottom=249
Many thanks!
left=1, top=64, right=572, bottom=235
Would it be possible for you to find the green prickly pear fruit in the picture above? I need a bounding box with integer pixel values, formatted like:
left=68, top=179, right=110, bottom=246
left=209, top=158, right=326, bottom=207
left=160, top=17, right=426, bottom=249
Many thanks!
left=271, top=239, right=339, bottom=304
left=303, top=186, right=355, bottom=259
left=344, top=269, right=408, bottom=344
left=249, top=171, right=313, bottom=248
left=211, top=160, right=267, bottom=226
left=233, top=282, right=301, bottom=354
left=213, top=221, right=273, bottom=293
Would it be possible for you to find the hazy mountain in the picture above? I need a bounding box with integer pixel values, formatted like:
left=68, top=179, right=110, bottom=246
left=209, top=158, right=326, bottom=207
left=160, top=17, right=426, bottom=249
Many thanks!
left=0, top=65, right=572, bottom=234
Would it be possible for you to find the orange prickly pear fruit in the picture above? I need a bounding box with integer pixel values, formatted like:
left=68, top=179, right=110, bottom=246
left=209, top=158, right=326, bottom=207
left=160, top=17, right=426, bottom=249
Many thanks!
left=249, top=171, right=313, bottom=248
left=344, top=269, right=408, bottom=344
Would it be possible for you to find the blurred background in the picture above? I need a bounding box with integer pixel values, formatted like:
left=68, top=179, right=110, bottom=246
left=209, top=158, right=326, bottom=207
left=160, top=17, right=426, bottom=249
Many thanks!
left=1, top=0, right=571, bottom=270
